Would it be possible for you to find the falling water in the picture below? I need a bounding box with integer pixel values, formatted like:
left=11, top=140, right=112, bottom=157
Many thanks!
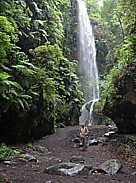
left=77, top=0, right=99, bottom=126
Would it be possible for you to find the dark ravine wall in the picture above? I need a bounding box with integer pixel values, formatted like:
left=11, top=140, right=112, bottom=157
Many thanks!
left=0, top=110, right=54, bottom=143
left=103, top=64, right=136, bottom=134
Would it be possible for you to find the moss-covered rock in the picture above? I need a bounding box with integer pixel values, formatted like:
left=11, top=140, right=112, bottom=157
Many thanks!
left=103, top=65, right=136, bottom=134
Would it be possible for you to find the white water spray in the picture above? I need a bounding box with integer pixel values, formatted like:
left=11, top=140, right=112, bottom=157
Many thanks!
left=77, top=0, right=99, bottom=126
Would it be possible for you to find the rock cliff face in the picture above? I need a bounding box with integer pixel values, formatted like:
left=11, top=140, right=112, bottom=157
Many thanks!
left=104, top=64, right=136, bottom=134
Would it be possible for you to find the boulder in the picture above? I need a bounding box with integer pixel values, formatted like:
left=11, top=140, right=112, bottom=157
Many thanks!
left=44, top=162, right=93, bottom=176
left=98, top=159, right=122, bottom=175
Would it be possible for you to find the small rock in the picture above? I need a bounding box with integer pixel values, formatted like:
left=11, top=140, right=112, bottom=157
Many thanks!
left=33, top=145, right=49, bottom=154
left=19, top=153, right=38, bottom=162
left=98, top=137, right=108, bottom=142
left=3, top=161, right=12, bottom=165
left=70, top=156, right=85, bottom=163
left=104, top=131, right=115, bottom=137
left=108, top=125, right=117, bottom=130
left=88, top=139, right=99, bottom=146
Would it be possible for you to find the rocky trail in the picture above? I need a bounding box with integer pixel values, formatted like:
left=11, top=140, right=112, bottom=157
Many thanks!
left=0, top=125, right=136, bottom=183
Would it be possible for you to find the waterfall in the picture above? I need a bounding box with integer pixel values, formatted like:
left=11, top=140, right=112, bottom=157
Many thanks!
left=77, top=0, right=99, bottom=126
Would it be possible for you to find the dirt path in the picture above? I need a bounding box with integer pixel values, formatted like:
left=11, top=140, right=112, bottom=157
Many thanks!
left=0, top=125, right=136, bottom=183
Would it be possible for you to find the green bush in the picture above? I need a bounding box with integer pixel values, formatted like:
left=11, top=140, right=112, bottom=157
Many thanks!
left=0, top=143, right=20, bottom=161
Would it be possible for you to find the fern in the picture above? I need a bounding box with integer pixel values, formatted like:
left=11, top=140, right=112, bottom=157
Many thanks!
left=2, top=80, right=23, bottom=90
left=0, top=72, right=10, bottom=81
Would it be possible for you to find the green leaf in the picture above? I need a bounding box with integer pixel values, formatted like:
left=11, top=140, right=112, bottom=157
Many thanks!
left=22, top=99, right=30, bottom=110
left=2, top=80, right=23, bottom=90
left=17, top=99, right=25, bottom=110
left=0, top=72, right=10, bottom=81
left=21, top=95, right=32, bottom=99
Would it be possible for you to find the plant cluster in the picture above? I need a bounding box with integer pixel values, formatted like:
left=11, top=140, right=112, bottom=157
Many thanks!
left=0, top=143, right=20, bottom=161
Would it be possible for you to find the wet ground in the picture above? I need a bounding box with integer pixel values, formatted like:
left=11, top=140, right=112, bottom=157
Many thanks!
left=0, top=125, right=136, bottom=183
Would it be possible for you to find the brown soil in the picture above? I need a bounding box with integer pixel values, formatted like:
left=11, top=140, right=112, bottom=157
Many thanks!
left=0, top=125, right=136, bottom=183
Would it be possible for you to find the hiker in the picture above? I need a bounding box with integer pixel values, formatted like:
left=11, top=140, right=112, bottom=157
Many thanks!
left=79, top=123, right=89, bottom=150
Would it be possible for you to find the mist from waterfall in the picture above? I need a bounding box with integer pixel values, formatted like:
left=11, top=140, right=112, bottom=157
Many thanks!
left=77, top=0, right=99, bottom=126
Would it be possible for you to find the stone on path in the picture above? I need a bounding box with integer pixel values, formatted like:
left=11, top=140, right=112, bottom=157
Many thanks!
left=44, top=162, right=93, bottom=176
left=98, top=159, right=122, bottom=175
left=19, top=153, right=38, bottom=162
left=88, top=139, right=99, bottom=146
left=104, top=131, right=115, bottom=137
left=70, top=156, right=85, bottom=163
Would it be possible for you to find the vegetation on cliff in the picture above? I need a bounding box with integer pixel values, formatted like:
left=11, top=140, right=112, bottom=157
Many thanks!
left=87, top=0, right=136, bottom=133
left=0, top=0, right=82, bottom=143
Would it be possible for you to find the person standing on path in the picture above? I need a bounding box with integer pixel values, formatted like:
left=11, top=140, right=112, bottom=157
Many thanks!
left=79, top=123, right=89, bottom=150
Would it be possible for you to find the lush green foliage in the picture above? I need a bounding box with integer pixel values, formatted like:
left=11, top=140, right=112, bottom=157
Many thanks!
left=93, top=0, right=136, bottom=109
left=0, top=15, right=33, bottom=113
left=0, top=0, right=83, bottom=142
left=85, top=0, right=101, bottom=20
left=0, top=143, right=20, bottom=161
left=32, top=42, right=82, bottom=126
left=85, top=0, right=135, bottom=112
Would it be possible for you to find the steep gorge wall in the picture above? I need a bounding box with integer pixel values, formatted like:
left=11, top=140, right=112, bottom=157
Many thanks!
left=104, top=64, right=136, bottom=134
left=0, top=0, right=80, bottom=143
